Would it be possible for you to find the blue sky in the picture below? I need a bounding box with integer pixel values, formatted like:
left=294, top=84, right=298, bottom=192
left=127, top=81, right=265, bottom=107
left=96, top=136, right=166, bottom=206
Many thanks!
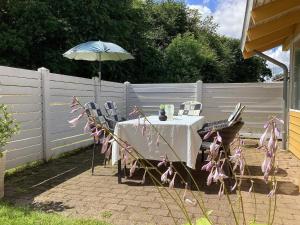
left=186, top=0, right=289, bottom=74
left=187, top=0, right=218, bottom=11
left=187, top=0, right=247, bottom=38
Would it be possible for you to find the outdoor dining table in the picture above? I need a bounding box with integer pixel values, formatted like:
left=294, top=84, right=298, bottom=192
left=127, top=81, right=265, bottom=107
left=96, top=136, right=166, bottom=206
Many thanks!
left=111, top=115, right=205, bottom=170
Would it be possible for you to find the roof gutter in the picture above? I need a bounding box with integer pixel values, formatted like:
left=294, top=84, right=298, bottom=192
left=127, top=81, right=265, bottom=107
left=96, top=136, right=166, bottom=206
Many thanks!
left=240, top=0, right=254, bottom=51
left=254, top=50, right=289, bottom=150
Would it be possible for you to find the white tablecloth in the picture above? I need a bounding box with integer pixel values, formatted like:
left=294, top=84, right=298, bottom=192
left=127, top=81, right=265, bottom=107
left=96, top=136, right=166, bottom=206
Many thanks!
left=112, top=115, right=205, bottom=169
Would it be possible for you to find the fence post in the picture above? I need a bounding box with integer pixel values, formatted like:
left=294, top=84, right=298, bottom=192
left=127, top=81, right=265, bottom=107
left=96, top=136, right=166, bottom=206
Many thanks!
left=196, top=80, right=203, bottom=102
left=124, top=81, right=130, bottom=119
left=39, top=67, right=51, bottom=161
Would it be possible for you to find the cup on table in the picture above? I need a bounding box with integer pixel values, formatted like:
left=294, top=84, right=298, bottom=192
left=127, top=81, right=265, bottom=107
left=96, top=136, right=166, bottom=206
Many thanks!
left=165, top=104, right=174, bottom=120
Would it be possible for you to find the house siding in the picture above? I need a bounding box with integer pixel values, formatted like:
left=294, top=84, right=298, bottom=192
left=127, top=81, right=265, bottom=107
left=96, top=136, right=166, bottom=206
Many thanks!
left=289, top=110, right=300, bottom=159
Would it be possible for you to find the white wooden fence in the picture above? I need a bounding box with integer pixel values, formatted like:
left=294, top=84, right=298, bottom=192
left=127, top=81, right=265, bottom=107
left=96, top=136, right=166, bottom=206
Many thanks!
left=127, top=82, right=197, bottom=116
left=0, top=66, right=125, bottom=169
left=127, top=81, right=283, bottom=138
left=0, top=65, right=283, bottom=169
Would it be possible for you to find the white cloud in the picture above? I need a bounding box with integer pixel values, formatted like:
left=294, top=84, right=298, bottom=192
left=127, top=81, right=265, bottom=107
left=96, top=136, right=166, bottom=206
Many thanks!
left=188, top=4, right=212, bottom=18
left=188, top=1, right=290, bottom=75
left=265, top=48, right=290, bottom=75
left=188, top=0, right=247, bottom=38
left=213, top=0, right=247, bottom=38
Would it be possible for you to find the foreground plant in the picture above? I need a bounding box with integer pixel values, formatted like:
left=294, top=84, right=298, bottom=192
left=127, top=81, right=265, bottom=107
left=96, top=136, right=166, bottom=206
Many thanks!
left=68, top=98, right=282, bottom=225
left=0, top=104, right=19, bottom=157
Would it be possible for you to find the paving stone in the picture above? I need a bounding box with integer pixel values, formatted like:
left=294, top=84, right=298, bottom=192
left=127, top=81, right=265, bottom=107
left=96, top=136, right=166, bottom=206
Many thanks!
left=105, top=203, right=127, bottom=212
left=147, top=208, right=169, bottom=216
left=129, top=212, right=154, bottom=222
left=140, top=201, right=161, bottom=209
left=4, top=141, right=300, bottom=225
left=120, top=199, right=140, bottom=206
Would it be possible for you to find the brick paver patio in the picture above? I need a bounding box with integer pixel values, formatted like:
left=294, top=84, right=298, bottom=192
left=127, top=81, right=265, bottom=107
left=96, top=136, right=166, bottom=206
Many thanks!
left=4, top=139, right=300, bottom=225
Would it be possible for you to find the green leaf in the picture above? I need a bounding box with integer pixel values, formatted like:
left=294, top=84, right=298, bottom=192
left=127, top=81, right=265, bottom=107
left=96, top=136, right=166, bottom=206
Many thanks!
left=206, top=210, right=213, bottom=216
left=249, top=220, right=267, bottom=225
left=195, top=217, right=213, bottom=225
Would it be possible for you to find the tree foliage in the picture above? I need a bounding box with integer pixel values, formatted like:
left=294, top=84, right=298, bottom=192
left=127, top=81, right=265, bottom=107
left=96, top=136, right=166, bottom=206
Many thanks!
left=0, top=0, right=271, bottom=83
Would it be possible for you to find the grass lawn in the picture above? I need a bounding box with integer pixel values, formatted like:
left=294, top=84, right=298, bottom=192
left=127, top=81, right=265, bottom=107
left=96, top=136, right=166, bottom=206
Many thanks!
left=0, top=201, right=112, bottom=225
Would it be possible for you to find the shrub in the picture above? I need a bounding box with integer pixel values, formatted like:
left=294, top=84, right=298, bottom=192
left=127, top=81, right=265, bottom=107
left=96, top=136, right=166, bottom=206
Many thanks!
left=0, top=104, right=19, bottom=157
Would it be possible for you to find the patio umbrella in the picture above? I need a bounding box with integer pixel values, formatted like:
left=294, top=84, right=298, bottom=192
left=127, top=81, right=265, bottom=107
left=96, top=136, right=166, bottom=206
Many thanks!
left=63, top=40, right=134, bottom=85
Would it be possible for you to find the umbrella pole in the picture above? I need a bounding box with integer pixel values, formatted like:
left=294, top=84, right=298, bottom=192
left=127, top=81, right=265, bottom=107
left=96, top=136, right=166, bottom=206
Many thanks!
left=98, top=56, right=102, bottom=93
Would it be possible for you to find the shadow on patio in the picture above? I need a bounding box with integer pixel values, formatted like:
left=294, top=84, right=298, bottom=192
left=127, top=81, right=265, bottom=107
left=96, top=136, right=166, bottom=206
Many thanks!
left=3, top=139, right=300, bottom=225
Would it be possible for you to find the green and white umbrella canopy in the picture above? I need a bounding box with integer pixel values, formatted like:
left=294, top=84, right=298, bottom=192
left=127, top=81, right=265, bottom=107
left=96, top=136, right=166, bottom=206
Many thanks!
left=63, top=40, right=134, bottom=61
left=63, top=40, right=134, bottom=87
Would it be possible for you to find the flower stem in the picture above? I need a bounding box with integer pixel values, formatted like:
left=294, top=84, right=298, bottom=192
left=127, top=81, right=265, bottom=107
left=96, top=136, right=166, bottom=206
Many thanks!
left=140, top=111, right=210, bottom=221
left=224, top=185, right=239, bottom=225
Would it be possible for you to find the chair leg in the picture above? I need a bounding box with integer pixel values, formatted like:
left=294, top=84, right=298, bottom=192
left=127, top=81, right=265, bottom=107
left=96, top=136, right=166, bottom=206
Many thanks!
left=118, top=159, right=122, bottom=184
left=91, top=143, right=96, bottom=175
left=123, top=164, right=127, bottom=179
left=104, top=156, right=107, bottom=167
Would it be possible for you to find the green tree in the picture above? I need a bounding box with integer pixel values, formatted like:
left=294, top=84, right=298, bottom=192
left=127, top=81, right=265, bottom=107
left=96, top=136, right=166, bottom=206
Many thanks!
left=0, top=0, right=271, bottom=83
left=164, top=34, right=223, bottom=83
left=225, top=38, right=272, bottom=82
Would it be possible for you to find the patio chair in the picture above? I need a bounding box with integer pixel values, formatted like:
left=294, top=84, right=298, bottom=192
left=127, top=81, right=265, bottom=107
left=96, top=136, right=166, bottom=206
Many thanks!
left=85, top=102, right=114, bottom=174
left=104, top=101, right=126, bottom=129
left=198, top=103, right=245, bottom=162
left=178, top=101, right=202, bottom=116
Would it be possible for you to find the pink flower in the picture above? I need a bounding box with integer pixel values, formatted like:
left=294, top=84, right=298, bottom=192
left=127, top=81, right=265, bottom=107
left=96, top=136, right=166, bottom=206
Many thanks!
left=213, top=165, right=228, bottom=183
left=263, top=121, right=270, bottom=129
left=83, top=121, right=91, bottom=133
left=184, top=198, right=197, bottom=206
left=274, top=127, right=280, bottom=138
left=158, top=154, right=168, bottom=167
left=122, top=144, right=132, bottom=165
left=169, top=172, right=176, bottom=189
left=70, top=107, right=82, bottom=113
left=129, top=106, right=139, bottom=116
left=183, top=183, right=197, bottom=206
left=239, top=158, right=245, bottom=176
left=203, top=130, right=213, bottom=140
left=249, top=180, right=254, bottom=193
left=168, top=165, right=173, bottom=176
left=229, top=147, right=245, bottom=175
left=216, top=132, right=222, bottom=142
left=130, top=160, right=138, bottom=177
left=70, top=96, right=79, bottom=108
left=68, top=112, right=85, bottom=127
left=91, top=128, right=103, bottom=137
left=231, top=180, right=238, bottom=192
left=275, top=118, right=284, bottom=124
left=201, top=161, right=213, bottom=172
left=207, top=169, right=214, bottom=186
left=259, top=128, right=269, bottom=147
left=101, top=134, right=112, bottom=154
left=141, top=170, right=147, bottom=184
left=268, top=181, right=277, bottom=198
left=218, top=182, right=225, bottom=197
left=161, top=168, right=169, bottom=183
left=105, top=145, right=112, bottom=159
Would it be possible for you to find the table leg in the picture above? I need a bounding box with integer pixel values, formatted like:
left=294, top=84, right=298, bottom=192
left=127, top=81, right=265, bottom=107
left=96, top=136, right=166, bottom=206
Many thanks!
left=118, top=159, right=122, bottom=184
